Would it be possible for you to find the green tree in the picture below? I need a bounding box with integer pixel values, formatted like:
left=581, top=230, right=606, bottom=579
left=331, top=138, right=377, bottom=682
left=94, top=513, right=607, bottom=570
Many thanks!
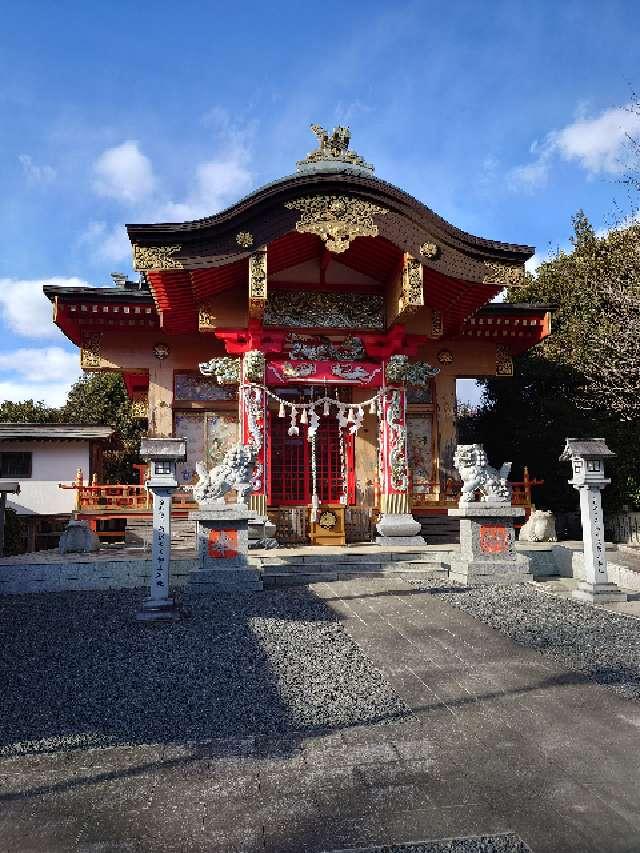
left=464, top=212, right=640, bottom=512
left=61, top=372, right=144, bottom=483
left=0, top=399, right=61, bottom=423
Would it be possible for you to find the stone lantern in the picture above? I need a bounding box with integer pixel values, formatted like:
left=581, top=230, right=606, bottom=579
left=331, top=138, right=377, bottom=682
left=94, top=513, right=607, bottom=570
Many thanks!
left=560, top=437, right=627, bottom=603
left=136, top=436, right=187, bottom=622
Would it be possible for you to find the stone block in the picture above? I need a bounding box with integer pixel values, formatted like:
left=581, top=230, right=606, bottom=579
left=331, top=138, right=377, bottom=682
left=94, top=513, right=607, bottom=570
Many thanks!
left=572, top=580, right=628, bottom=603
left=58, top=520, right=100, bottom=555
left=448, top=553, right=532, bottom=586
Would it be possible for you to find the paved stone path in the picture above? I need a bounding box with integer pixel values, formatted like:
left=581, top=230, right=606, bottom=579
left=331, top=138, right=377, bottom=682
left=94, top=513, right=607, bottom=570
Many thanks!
left=2, top=577, right=640, bottom=851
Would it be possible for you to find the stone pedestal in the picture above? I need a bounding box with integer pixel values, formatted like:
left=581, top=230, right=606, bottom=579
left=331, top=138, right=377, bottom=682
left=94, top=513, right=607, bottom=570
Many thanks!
left=376, top=513, right=424, bottom=546
left=59, top=520, right=100, bottom=555
left=189, top=504, right=263, bottom=592
left=248, top=510, right=277, bottom=549
left=448, top=504, right=532, bottom=585
left=572, top=580, right=628, bottom=604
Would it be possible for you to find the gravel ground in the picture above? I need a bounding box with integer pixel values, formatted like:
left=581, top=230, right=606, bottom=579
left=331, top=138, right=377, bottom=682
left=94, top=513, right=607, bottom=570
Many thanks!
left=0, top=588, right=408, bottom=756
left=409, top=576, right=640, bottom=701
left=331, top=833, right=531, bottom=852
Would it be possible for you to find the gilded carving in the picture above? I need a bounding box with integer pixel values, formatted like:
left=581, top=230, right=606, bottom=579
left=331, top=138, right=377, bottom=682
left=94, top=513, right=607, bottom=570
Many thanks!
left=132, top=244, right=184, bottom=271
left=496, top=344, right=514, bottom=376
left=198, top=304, right=217, bottom=330
left=420, top=241, right=439, bottom=259
left=437, top=348, right=454, bottom=365
left=431, top=309, right=444, bottom=338
left=130, top=397, right=148, bottom=419
left=249, top=249, right=268, bottom=319
left=236, top=231, right=254, bottom=249
left=285, top=195, right=387, bottom=253
left=399, top=256, right=423, bottom=315
left=80, top=332, right=102, bottom=369
left=482, top=261, right=525, bottom=287
left=297, top=124, right=374, bottom=172
left=264, top=290, right=384, bottom=330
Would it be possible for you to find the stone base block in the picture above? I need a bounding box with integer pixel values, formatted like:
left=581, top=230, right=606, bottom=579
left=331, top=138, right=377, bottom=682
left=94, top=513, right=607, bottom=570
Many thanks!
left=449, top=554, right=533, bottom=586
left=136, top=595, right=180, bottom=623
left=376, top=512, right=424, bottom=545
left=59, top=520, right=100, bottom=555
left=572, top=581, right=628, bottom=604
left=375, top=536, right=426, bottom=546
left=188, top=569, right=263, bottom=593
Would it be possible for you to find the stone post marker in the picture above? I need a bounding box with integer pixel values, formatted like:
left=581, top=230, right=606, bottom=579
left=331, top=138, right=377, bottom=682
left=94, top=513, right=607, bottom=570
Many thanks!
left=136, top=436, right=187, bottom=623
left=560, top=437, right=627, bottom=603
left=0, top=480, right=20, bottom=557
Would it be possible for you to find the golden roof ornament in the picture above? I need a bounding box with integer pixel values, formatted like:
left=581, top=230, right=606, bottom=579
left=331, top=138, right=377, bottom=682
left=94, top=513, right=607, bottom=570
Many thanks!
left=297, top=124, right=374, bottom=174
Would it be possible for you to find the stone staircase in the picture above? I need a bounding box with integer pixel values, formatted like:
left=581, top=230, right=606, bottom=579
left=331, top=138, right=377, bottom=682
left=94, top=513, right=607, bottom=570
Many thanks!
left=256, top=550, right=449, bottom=588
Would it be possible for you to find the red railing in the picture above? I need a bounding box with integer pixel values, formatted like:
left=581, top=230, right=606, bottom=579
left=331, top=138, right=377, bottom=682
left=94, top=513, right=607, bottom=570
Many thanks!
left=409, top=466, right=543, bottom=510
left=59, top=468, right=197, bottom=513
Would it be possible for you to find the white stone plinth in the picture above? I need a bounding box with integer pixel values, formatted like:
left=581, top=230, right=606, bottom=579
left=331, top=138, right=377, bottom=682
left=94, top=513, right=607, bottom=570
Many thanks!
left=376, top=513, right=424, bottom=546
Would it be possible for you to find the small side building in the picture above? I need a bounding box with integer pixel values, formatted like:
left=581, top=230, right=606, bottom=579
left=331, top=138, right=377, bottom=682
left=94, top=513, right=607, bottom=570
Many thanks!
left=0, top=424, right=114, bottom=552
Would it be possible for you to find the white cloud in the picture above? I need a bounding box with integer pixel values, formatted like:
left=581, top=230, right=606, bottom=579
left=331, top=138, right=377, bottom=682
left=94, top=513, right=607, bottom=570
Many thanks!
left=92, top=140, right=155, bottom=203
left=552, top=105, right=640, bottom=174
left=157, top=153, right=253, bottom=222
left=509, top=103, right=640, bottom=191
left=80, top=221, right=131, bottom=264
left=508, top=156, right=552, bottom=191
left=18, top=154, right=56, bottom=185
left=0, top=276, right=90, bottom=340
left=0, top=347, right=80, bottom=383
left=84, top=114, right=256, bottom=262
left=0, top=378, right=76, bottom=408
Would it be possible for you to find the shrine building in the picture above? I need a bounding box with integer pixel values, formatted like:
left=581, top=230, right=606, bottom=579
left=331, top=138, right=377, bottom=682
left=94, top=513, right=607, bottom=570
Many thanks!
left=45, top=126, right=552, bottom=545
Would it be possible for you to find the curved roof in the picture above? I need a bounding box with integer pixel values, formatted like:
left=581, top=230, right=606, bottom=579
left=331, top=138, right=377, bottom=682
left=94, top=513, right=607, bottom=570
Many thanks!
left=126, top=168, right=534, bottom=267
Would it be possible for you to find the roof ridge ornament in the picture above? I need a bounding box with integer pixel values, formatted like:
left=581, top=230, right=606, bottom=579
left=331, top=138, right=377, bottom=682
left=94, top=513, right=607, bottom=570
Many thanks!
left=297, top=124, right=374, bottom=174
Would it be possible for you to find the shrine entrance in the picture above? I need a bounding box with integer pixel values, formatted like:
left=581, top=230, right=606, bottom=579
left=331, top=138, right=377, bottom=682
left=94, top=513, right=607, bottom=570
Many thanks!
left=269, top=413, right=354, bottom=505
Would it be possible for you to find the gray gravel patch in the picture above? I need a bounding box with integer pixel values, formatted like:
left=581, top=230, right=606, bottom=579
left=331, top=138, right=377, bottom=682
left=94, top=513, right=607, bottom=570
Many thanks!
left=330, top=832, right=531, bottom=852
left=408, top=575, right=640, bottom=701
left=0, top=588, right=408, bottom=756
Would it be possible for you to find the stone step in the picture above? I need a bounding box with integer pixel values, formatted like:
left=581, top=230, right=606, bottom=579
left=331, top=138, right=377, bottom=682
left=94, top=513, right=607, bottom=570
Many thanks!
left=259, top=558, right=448, bottom=573
left=261, top=562, right=448, bottom=587
left=257, top=551, right=444, bottom=566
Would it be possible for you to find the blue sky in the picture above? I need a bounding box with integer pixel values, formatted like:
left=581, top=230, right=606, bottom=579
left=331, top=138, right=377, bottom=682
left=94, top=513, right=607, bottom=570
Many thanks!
left=1, top=0, right=639, bottom=406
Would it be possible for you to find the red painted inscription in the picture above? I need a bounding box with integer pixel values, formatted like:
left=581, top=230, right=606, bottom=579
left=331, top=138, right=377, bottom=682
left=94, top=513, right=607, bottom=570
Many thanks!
left=208, top=529, right=238, bottom=559
left=479, top=524, right=509, bottom=554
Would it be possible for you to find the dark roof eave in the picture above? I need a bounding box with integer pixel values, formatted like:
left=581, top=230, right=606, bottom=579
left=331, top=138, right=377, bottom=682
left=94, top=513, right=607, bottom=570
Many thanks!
left=43, top=286, right=155, bottom=304
left=125, top=170, right=535, bottom=262
left=477, top=302, right=557, bottom=316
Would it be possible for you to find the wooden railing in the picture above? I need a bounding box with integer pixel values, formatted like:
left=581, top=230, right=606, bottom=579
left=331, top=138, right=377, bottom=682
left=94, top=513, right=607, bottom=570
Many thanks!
left=410, top=466, right=543, bottom=510
left=59, top=469, right=197, bottom=513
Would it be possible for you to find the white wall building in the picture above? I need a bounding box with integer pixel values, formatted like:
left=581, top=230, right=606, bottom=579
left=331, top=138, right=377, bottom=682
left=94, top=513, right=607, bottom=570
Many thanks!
left=0, top=424, right=113, bottom=550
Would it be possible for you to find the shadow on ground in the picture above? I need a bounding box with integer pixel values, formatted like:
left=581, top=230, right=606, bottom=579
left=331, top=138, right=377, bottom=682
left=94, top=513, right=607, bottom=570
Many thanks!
left=0, top=586, right=408, bottom=759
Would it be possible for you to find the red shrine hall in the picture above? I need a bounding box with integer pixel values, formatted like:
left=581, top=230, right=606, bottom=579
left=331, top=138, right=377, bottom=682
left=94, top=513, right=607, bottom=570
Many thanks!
left=45, top=126, right=552, bottom=545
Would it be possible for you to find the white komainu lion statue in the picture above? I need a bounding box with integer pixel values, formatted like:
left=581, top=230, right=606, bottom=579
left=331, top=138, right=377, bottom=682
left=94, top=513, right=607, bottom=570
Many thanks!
left=452, top=444, right=512, bottom=505
left=519, top=509, right=557, bottom=542
left=193, top=443, right=257, bottom=506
